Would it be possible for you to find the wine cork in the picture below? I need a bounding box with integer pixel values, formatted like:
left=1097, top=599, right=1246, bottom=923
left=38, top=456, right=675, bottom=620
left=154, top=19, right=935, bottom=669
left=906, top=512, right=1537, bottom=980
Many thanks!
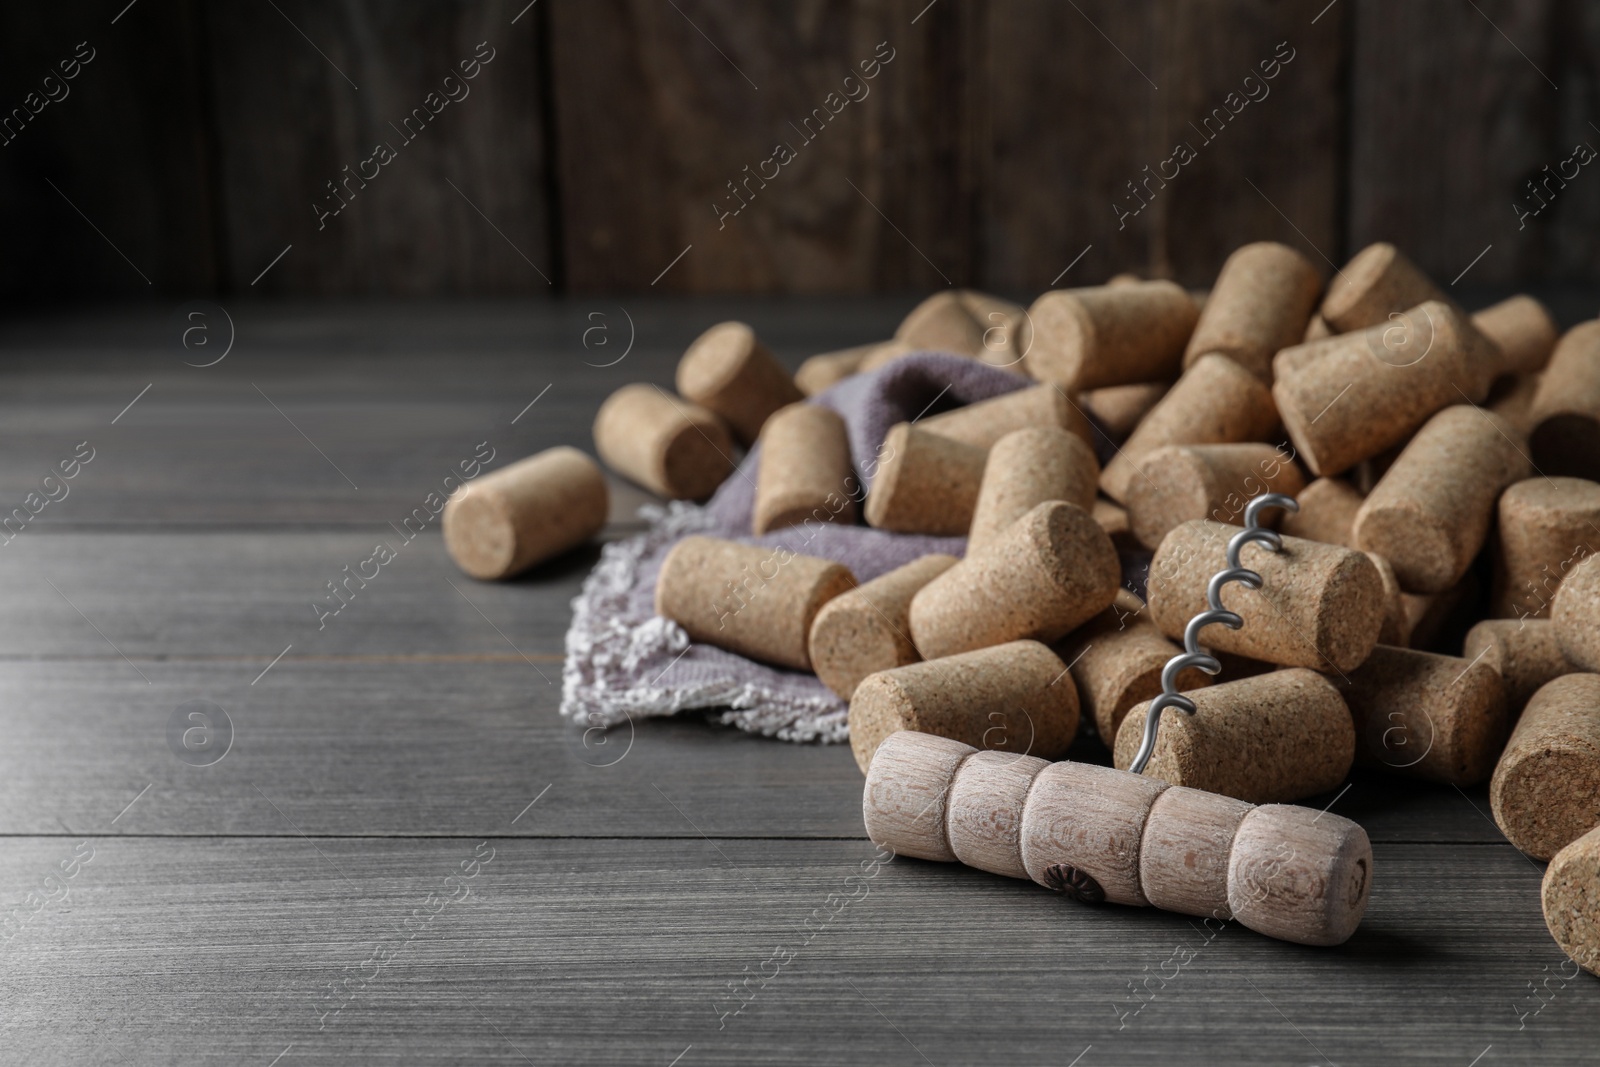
left=1092, top=497, right=1137, bottom=549
left=856, top=338, right=919, bottom=373
left=1107, top=272, right=1142, bottom=287
left=1101, top=354, right=1279, bottom=504
left=1491, top=477, right=1600, bottom=619
left=1183, top=242, right=1323, bottom=381
left=918, top=383, right=1094, bottom=450
left=593, top=383, right=736, bottom=500
left=1123, top=443, right=1306, bottom=550
left=1401, top=570, right=1479, bottom=654
left=1139, top=786, right=1252, bottom=920
left=863, top=424, right=987, bottom=535
left=1530, top=321, right=1600, bottom=479
left=808, top=554, right=958, bottom=700
left=1281, top=477, right=1364, bottom=547
left=947, top=750, right=1052, bottom=877
left=794, top=343, right=877, bottom=396
left=1147, top=521, right=1386, bottom=672
left=1553, top=552, right=1600, bottom=671
left=1464, top=618, right=1580, bottom=714
left=896, top=291, right=985, bottom=356
left=1542, top=822, right=1600, bottom=977
left=1352, top=405, right=1532, bottom=594
left=441, top=447, right=608, bottom=580
left=1338, top=644, right=1509, bottom=786
left=1367, top=553, right=1412, bottom=647
left=1079, top=381, right=1169, bottom=443
left=1024, top=281, right=1200, bottom=392
left=959, top=291, right=1031, bottom=371
left=1114, top=669, right=1356, bottom=804
left=1227, top=804, right=1371, bottom=947
left=1472, top=294, right=1559, bottom=378
left=909, top=501, right=1120, bottom=659
left=968, top=427, right=1099, bottom=552
left=1021, top=759, right=1168, bottom=906
left=1490, top=674, right=1600, bottom=860
left=1273, top=300, right=1499, bottom=476
left=753, top=403, right=857, bottom=535
left=1303, top=313, right=1333, bottom=342
left=676, top=321, right=804, bottom=445
left=1319, top=241, right=1452, bottom=333
left=1488, top=372, right=1543, bottom=436
left=847, top=639, right=1080, bottom=773
left=654, top=536, right=856, bottom=671
left=1059, top=611, right=1212, bottom=742
left=861, top=730, right=972, bottom=861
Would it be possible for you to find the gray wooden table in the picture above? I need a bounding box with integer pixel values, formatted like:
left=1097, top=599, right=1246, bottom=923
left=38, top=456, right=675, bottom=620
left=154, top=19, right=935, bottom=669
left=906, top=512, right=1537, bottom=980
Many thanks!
left=0, top=299, right=1595, bottom=1066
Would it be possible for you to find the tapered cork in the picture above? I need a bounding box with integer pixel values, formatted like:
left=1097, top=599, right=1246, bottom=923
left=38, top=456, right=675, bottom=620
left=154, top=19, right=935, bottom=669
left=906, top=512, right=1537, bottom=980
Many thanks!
left=896, top=291, right=986, bottom=355
left=1553, top=553, right=1600, bottom=671
left=1530, top=320, right=1600, bottom=479
left=1472, top=294, right=1559, bottom=378
left=947, top=750, right=1052, bottom=878
left=856, top=339, right=919, bottom=373
left=1490, top=674, right=1600, bottom=860
left=1021, top=760, right=1168, bottom=906
left=1115, top=669, right=1355, bottom=804
left=847, top=640, right=1080, bottom=773
left=1320, top=241, right=1452, bottom=333
left=910, top=501, right=1120, bottom=659
left=1139, top=786, right=1253, bottom=920
left=1273, top=301, right=1499, bottom=476
left=1542, top=823, right=1600, bottom=976
left=1025, top=281, right=1200, bottom=392
left=1183, top=242, right=1323, bottom=381
left=1228, top=804, right=1371, bottom=947
left=1492, top=477, right=1600, bottom=619
left=1079, top=381, right=1169, bottom=442
left=1464, top=618, right=1580, bottom=714
left=862, top=730, right=972, bottom=861
left=676, top=321, right=804, bottom=445
left=1352, top=406, right=1531, bottom=594
left=863, top=424, right=987, bottom=535
left=794, top=343, right=877, bottom=396
left=959, top=291, right=1032, bottom=371
left=753, top=403, right=857, bottom=535
left=1281, top=477, right=1364, bottom=547
left=593, top=384, right=736, bottom=500
left=441, top=447, right=608, bottom=580
left=1303, top=314, right=1333, bottom=342
left=968, top=427, right=1100, bottom=551
left=1059, top=610, right=1212, bottom=742
left=1147, top=521, right=1386, bottom=672
left=1338, top=644, right=1509, bottom=786
left=654, top=536, right=856, bottom=671
left=808, top=554, right=958, bottom=700
left=1123, top=443, right=1306, bottom=550
left=918, top=383, right=1094, bottom=450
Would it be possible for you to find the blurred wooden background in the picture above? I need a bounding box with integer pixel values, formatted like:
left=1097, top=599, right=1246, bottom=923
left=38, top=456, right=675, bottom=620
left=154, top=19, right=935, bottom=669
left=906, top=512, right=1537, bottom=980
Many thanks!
left=0, top=0, right=1593, bottom=300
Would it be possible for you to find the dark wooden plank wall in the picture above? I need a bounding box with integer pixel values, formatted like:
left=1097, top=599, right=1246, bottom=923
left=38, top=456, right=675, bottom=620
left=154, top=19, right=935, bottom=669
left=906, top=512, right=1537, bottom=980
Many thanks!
left=0, top=0, right=1592, bottom=297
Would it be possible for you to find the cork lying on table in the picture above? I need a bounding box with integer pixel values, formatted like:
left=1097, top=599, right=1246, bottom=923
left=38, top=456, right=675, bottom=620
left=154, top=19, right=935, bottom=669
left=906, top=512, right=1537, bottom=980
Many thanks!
left=1543, top=822, right=1600, bottom=977
left=808, top=553, right=958, bottom=700
left=1552, top=552, right=1600, bottom=671
left=1490, top=674, right=1600, bottom=861
left=863, top=423, right=987, bottom=536
left=1059, top=607, right=1212, bottom=742
left=1024, top=281, right=1200, bottom=392
left=958, top=291, right=1032, bottom=371
left=752, top=403, right=857, bottom=535
left=654, top=536, right=856, bottom=671
left=1464, top=618, right=1580, bottom=714
left=593, top=383, right=735, bottom=500
left=1123, top=442, right=1306, bottom=550
left=846, top=640, right=1079, bottom=773
left=1282, top=477, right=1364, bottom=547
left=917, top=382, right=1093, bottom=450
left=1183, top=241, right=1323, bottom=381
left=1471, top=294, right=1559, bottom=378
left=1491, top=477, right=1600, bottom=619
left=895, top=290, right=986, bottom=356
left=676, top=321, right=804, bottom=445
left=1529, top=320, right=1600, bottom=479
left=1113, top=669, right=1355, bottom=804
left=441, top=447, right=609, bottom=580
left=1078, top=381, right=1169, bottom=443
left=967, top=427, right=1099, bottom=552
left=1319, top=241, right=1454, bottom=334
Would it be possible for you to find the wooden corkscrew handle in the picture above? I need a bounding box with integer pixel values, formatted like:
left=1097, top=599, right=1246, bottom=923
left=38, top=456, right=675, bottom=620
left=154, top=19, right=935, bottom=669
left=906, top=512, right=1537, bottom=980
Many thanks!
left=863, top=731, right=1372, bottom=946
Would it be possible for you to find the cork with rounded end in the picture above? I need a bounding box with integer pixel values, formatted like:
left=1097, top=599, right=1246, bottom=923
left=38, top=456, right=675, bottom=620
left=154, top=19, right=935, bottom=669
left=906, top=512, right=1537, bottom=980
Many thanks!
left=1123, top=443, right=1306, bottom=550
left=1553, top=553, right=1600, bottom=671
left=1100, top=354, right=1278, bottom=503
left=857, top=338, right=919, bottom=373
left=1472, top=294, right=1559, bottom=378
left=1079, top=381, right=1169, bottom=442
left=863, top=424, right=987, bottom=535
left=909, top=501, right=1120, bottom=659
left=1492, top=478, right=1600, bottom=619
left=753, top=404, right=857, bottom=535
left=676, top=321, right=803, bottom=445
left=1024, top=281, right=1200, bottom=392
left=1272, top=301, right=1497, bottom=476
left=1338, top=644, right=1509, bottom=786
left=1320, top=241, right=1451, bottom=333
left=1138, top=786, right=1253, bottom=920
left=794, top=343, right=877, bottom=396
left=1367, top=553, right=1413, bottom=647
left=1352, top=406, right=1531, bottom=594
left=654, top=536, right=856, bottom=671
left=861, top=730, right=972, bottom=861
left=1303, top=314, right=1333, bottom=342
left=1183, top=242, right=1323, bottom=380
left=895, top=291, right=985, bottom=355
left=1543, top=823, right=1600, bottom=976
left=1282, top=477, right=1364, bottom=547
left=1490, top=674, right=1600, bottom=860
left=441, top=447, right=608, bottom=580
left=1228, top=805, right=1372, bottom=947
left=918, top=383, right=1094, bottom=450
left=808, top=554, right=958, bottom=700
left=1147, top=521, right=1385, bottom=672
left=593, top=383, right=736, bottom=500
left=1020, top=760, right=1168, bottom=906
left=947, top=750, right=1052, bottom=878
left=1061, top=613, right=1212, bottom=742
left=1115, top=669, right=1355, bottom=803
left=1464, top=618, right=1580, bottom=714
left=1530, top=321, right=1600, bottom=479
left=847, top=640, right=1080, bottom=773
left=959, top=291, right=1032, bottom=372
left=968, top=427, right=1100, bottom=552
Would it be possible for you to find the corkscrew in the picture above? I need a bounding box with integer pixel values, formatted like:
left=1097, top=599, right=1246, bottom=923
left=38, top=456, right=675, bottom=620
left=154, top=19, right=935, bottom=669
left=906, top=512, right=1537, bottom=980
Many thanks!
left=1127, top=492, right=1300, bottom=775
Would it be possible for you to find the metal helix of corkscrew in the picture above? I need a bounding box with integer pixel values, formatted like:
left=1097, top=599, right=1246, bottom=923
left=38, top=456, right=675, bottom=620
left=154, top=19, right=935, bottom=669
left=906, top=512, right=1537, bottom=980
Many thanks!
left=1127, top=492, right=1301, bottom=776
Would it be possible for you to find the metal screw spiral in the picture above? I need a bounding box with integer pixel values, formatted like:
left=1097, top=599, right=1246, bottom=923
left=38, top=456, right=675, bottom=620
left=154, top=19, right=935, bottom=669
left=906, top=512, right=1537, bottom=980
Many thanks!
left=1127, top=492, right=1301, bottom=776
